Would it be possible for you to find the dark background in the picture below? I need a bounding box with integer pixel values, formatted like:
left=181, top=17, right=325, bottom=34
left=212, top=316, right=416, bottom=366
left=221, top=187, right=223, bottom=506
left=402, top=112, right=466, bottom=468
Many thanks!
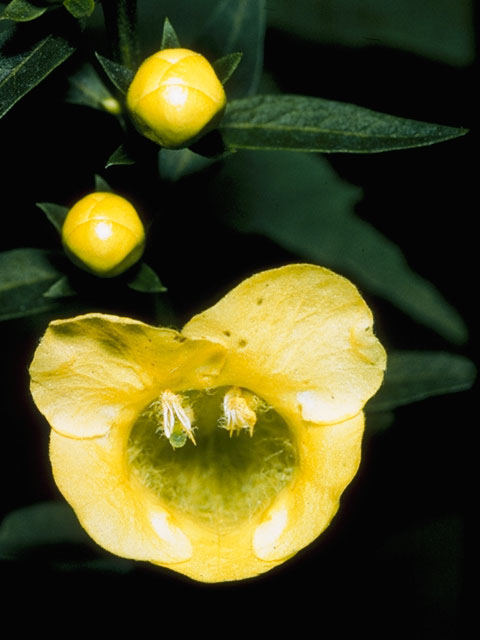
left=0, top=2, right=475, bottom=635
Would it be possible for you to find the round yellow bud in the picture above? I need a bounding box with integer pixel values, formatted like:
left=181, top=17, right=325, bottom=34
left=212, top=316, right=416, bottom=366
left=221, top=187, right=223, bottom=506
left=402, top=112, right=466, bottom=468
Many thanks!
left=126, top=48, right=227, bottom=149
left=62, top=192, right=145, bottom=278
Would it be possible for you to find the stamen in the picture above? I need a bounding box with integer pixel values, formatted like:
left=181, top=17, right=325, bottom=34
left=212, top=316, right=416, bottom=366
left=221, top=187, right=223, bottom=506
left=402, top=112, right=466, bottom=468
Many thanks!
left=148, top=390, right=196, bottom=447
left=219, top=387, right=261, bottom=437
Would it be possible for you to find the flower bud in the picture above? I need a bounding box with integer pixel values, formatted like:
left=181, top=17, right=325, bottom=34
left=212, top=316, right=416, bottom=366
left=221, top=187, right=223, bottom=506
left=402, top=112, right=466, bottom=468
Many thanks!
left=62, top=192, right=145, bottom=277
left=126, top=48, right=226, bottom=149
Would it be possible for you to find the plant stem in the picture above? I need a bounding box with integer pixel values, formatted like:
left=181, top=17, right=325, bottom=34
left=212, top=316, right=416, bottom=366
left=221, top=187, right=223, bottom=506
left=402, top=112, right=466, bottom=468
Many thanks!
left=102, top=0, right=139, bottom=69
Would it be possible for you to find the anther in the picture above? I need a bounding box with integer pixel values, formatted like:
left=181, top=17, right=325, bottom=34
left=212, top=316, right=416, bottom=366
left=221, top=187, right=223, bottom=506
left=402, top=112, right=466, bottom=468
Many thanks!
left=219, top=387, right=260, bottom=437
left=149, top=390, right=196, bottom=447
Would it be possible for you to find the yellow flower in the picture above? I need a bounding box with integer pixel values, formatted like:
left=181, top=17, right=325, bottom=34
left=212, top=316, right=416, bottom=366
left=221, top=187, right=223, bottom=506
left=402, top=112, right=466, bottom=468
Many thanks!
left=126, top=48, right=226, bottom=149
left=62, top=192, right=145, bottom=277
left=29, top=264, right=386, bottom=582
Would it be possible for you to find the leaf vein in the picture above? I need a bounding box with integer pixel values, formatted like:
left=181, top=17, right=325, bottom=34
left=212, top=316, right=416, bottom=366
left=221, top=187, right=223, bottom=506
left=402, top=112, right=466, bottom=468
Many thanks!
left=222, top=121, right=442, bottom=140
left=0, top=34, right=52, bottom=89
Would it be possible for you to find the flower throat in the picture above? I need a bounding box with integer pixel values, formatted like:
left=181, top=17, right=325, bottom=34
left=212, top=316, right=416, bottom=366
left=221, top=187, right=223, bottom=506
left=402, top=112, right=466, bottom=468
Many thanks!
left=127, top=386, right=297, bottom=530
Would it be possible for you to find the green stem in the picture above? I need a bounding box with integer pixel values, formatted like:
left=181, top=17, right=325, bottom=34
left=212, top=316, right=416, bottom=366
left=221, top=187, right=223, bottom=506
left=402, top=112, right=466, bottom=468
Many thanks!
left=102, top=0, right=139, bottom=69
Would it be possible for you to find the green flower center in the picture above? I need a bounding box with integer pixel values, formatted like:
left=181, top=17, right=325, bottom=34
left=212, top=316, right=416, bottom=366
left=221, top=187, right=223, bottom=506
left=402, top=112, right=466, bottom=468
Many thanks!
left=127, top=387, right=297, bottom=531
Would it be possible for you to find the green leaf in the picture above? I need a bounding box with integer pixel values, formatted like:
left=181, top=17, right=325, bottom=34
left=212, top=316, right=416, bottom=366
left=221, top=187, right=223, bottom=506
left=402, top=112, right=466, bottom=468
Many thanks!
left=0, top=502, right=89, bottom=556
left=0, top=248, right=63, bottom=321
left=213, top=52, right=243, bottom=85
left=95, top=52, right=134, bottom=95
left=189, top=129, right=232, bottom=160
left=43, top=275, right=77, bottom=298
left=128, top=262, right=167, bottom=293
left=161, top=16, right=180, bottom=49
left=196, top=0, right=265, bottom=98
left=158, top=147, right=213, bottom=181
left=365, top=411, right=395, bottom=435
left=105, top=143, right=136, bottom=167
left=36, top=202, right=68, bottom=233
left=66, top=62, right=120, bottom=113
left=0, top=0, right=48, bottom=22
left=215, top=151, right=468, bottom=343
left=0, top=501, right=132, bottom=572
left=268, top=0, right=475, bottom=68
left=62, top=0, right=95, bottom=19
left=94, top=174, right=113, bottom=192
left=221, top=95, right=468, bottom=153
left=101, top=0, right=139, bottom=70
left=367, top=351, right=476, bottom=412
left=0, top=25, right=76, bottom=120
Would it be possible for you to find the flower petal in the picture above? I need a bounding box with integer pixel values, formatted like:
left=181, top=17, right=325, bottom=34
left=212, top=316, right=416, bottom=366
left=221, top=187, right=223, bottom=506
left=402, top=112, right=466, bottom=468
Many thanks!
left=30, top=313, right=226, bottom=438
left=49, top=407, right=364, bottom=581
left=183, top=264, right=386, bottom=424
left=50, top=429, right=193, bottom=564
left=252, top=411, right=364, bottom=562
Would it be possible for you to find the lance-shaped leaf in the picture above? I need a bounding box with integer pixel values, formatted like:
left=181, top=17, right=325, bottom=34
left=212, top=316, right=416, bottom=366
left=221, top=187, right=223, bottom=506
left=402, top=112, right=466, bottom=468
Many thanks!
left=367, top=351, right=476, bottom=412
left=0, top=502, right=90, bottom=556
left=95, top=52, right=134, bottom=95
left=63, top=0, right=95, bottom=20
left=220, top=95, right=467, bottom=153
left=101, top=0, right=139, bottom=70
left=161, top=16, right=180, bottom=49
left=267, top=0, right=475, bottom=68
left=196, top=0, right=265, bottom=98
left=94, top=174, right=113, bottom=192
left=0, top=501, right=132, bottom=572
left=215, top=151, right=467, bottom=344
left=158, top=147, right=213, bottom=181
left=0, top=249, right=64, bottom=321
left=0, top=0, right=48, bottom=22
left=213, top=52, right=243, bottom=85
left=36, top=202, right=69, bottom=233
left=43, top=275, right=77, bottom=299
left=105, top=144, right=136, bottom=167
left=0, top=24, right=76, bottom=120
left=127, top=262, right=167, bottom=293
left=66, top=63, right=120, bottom=112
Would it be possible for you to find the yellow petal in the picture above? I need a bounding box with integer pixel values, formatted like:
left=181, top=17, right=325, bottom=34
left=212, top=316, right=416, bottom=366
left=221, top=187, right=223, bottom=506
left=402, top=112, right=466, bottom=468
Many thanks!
left=126, top=48, right=226, bottom=149
left=49, top=406, right=364, bottom=581
left=252, top=411, right=364, bottom=564
left=183, top=264, right=386, bottom=424
left=29, top=265, right=386, bottom=583
left=30, top=313, right=226, bottom=438
left=62, top=192, right=145, bottom=277
left=50, top=429, right=193, bottom=564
